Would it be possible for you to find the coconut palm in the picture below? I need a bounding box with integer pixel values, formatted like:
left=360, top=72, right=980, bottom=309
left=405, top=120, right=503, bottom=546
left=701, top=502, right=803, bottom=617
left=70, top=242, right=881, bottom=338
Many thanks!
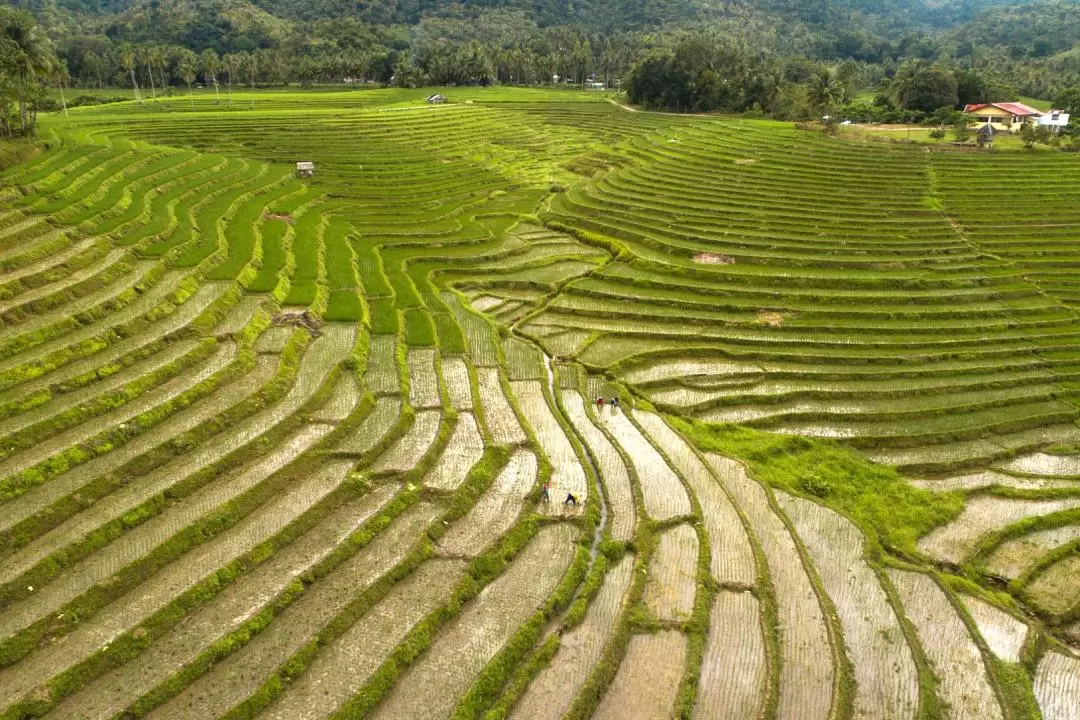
left=808, top=68, right=844, bottom=116
left=221, top=52, right=238, bottom=101
left=119, top=43, right=141, bottom=103
left=151, top=46, right=166, bottom=94
left=176, top=47, right=197, bottom=109
left=201, top=48, right=220, bottom=103
left=0, top=8, right=59, bottom=133
left=138, top=46, right=156, bottom=99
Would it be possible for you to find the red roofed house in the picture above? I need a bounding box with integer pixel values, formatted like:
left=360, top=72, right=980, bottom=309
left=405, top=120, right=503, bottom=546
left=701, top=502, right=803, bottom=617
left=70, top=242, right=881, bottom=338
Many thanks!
left=963, top=102, right=1044, bottom=131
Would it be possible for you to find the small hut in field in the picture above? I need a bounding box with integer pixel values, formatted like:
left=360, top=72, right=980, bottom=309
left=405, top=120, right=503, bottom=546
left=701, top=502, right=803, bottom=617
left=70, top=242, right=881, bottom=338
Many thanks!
left=296, top=161, right=315, bottom=177
left=976, top=123, right=994, bottom=149
left=426, top=94, right=447, bottom=104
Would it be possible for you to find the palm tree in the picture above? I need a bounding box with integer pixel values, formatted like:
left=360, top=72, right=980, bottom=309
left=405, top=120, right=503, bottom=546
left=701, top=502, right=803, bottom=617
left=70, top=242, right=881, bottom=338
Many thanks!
left=0, top=8, right=58, bottom=133
left=176, top=48, right=197, bottom=109
left=222, top=52, right=238, bottom=102
left=201, top=48, right=220, bottom=103
left=808, top=68, right=844, bottom=116
left=138, top=46, right=156, bottom=99
left=54, top=57, right=69, bottom=117
left=151, top=46, right=166, bottom=95
left=120, top=43, right=141, bottom=103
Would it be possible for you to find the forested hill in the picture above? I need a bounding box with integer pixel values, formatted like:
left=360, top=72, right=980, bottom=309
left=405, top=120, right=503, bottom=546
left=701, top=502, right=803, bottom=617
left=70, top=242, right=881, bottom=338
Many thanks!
left=8, top=0, right=1080, bottom=116
left=14, top=0, right=1051, bottom=36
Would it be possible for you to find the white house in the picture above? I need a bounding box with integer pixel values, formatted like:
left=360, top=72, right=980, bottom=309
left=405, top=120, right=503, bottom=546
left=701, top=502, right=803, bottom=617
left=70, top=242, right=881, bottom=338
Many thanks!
left=1038, top=110, right=1071, bottom=133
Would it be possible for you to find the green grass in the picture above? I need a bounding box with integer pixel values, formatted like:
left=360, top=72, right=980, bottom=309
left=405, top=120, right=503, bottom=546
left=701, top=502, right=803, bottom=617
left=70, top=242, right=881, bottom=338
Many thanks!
left=669, top=417, right=965, bottom=559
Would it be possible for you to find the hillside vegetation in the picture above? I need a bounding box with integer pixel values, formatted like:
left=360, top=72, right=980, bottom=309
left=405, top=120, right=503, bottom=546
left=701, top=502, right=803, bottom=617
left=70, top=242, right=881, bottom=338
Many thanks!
left=10, top=0, right=1080, bottom=111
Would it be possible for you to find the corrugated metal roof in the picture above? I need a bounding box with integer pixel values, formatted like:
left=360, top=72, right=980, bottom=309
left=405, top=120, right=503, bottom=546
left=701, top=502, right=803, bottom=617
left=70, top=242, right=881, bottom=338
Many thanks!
left=963, top=102, right=1043, bottom=116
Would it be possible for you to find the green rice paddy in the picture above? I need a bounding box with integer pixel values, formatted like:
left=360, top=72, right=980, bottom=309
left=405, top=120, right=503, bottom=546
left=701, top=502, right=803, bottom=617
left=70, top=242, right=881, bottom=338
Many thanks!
left=0, top=86, right=1078, bottom=718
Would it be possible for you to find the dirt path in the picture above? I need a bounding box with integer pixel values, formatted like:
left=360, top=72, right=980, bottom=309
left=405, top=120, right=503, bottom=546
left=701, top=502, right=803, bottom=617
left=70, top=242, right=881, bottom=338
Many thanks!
left=608, top=99, right=638, bottom=113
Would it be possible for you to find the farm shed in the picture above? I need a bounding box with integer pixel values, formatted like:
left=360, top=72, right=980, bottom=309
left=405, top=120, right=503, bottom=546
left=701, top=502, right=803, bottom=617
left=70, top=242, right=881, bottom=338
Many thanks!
left=426, top=94, right=447, bottom=104
left=296, top=161, right=315, bottom=177
left=963, top=102, right=1043, bottom=131
left=977, top=122, right=995, bottom=147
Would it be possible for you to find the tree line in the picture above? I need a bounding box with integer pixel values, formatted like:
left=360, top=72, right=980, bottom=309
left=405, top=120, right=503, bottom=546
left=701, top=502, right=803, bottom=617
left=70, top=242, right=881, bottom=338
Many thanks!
left=4, top=1, right=1080, bottom=138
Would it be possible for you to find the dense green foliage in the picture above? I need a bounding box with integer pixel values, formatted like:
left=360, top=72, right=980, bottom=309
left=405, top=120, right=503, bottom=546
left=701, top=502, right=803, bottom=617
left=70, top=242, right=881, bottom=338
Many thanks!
left=2, top=0, right=1079, bottom=120
left=0, top=6, right=62, bottom=135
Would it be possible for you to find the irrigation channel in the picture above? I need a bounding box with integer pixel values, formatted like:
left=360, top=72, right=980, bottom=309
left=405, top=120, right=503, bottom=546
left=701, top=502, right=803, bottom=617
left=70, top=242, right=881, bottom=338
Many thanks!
left=537, top=331, right=608, bottom=578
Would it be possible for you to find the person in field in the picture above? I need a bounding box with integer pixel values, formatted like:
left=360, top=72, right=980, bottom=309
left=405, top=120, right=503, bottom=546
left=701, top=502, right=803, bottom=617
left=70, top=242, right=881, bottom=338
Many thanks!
left=609, top=396, right=619, bottom=409
left=596, top=396, right=604, bottom=408
left=564, top=492, right=578, bottom=507
left=541, top=480, right=551, bottom=503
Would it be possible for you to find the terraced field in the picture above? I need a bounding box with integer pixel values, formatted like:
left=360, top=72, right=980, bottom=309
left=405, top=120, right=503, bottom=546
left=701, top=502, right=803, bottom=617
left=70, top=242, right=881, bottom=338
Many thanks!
left=0, top=86, right=1077, bottom=718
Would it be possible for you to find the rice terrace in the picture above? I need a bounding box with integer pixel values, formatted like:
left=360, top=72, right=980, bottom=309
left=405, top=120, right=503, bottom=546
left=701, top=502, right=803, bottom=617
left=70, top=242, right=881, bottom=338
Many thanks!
left=4, top=78, right=1080, bottom=720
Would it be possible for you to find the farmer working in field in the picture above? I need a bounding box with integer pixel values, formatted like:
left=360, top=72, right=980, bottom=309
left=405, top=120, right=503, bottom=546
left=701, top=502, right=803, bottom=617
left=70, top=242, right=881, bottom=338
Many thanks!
left=564, top=492, right=578, bottom=507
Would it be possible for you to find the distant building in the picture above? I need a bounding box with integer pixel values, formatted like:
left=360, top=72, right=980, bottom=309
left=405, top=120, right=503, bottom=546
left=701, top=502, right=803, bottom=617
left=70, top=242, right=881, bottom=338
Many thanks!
left=976, top=122, right=995, bottom=148
left=585, top=81, right=606, bottom=90
left=1038, top=110, right=1071, bottom=133
left=963, top=102, right=1044, bottom=131
left=426, top=93, right=447, bottom=104
left=295, top=161, right=315, bottom=177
